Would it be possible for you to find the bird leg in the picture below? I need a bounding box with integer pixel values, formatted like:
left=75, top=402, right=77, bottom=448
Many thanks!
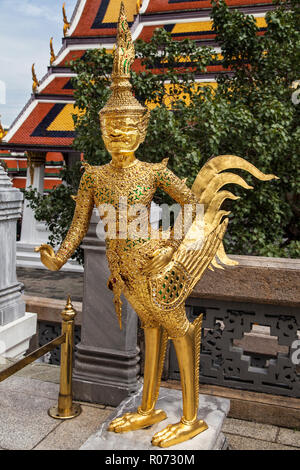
left=108, top=326, right=168, bottom=433
left=152, top=315, right=207, bottom=447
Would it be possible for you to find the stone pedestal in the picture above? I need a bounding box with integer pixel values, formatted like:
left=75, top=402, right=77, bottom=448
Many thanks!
left=80, top=386, right=230, bottom=450
left=0, top=166, right=37, bottom=357
left=73, top=209, right=140, bottom=406
left=0, top=312, right=37, bottom=358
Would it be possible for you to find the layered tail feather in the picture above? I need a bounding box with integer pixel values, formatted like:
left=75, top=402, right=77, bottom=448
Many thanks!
left=191, top=155, right=278, bottom=268
left=192, top=155, right=278, bottom=198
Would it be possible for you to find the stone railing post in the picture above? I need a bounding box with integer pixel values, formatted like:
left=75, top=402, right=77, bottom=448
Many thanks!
left=19, top=151, right=48, bottom=245
left=72, top=209, right=140, bottom=406
left=0, top=166, right=36, bottom=357
left=17, top=151, right=49, bottom=268
left=17, top=151, right=83, bottom=272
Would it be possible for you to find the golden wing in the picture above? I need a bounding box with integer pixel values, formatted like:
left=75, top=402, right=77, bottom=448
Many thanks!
left=192, top=155, right=278, bottom=267
left=149, top=220, right=227, bottom=312
left=149, top=155, right=277, bottom=311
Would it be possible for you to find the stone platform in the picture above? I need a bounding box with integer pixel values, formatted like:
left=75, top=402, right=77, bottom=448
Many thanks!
left=80, top=386, right=230, bottom=450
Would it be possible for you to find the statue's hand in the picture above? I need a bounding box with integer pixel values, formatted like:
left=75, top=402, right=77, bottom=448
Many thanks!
left=34, top=244, right=63, bottom=271
left=142, top=246, right=175, bottom=276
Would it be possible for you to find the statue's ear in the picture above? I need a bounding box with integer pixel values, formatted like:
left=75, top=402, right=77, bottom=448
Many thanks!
left=138, top=110, right=150, bottom=144
left=99, top=114, right=108, bottom=137
left=99, top=113, right=104, bottom=128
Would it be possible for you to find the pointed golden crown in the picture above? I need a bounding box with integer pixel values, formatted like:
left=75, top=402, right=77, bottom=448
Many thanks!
left=99, top=2, right=146, bottom=116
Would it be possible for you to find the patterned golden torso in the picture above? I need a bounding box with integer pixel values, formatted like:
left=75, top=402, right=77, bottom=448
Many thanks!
left=96, top=159, right=184, bottom=270
left=56, top=158, right=198, bottom=336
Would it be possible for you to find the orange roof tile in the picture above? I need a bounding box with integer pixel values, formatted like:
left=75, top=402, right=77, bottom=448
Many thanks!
left=70, top=0, right=137, bottom=37
left=144, top=0, right=273, bottom=13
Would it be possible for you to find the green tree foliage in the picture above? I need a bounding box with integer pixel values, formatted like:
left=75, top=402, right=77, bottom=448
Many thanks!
left=24, top=0, right=300, bottom=263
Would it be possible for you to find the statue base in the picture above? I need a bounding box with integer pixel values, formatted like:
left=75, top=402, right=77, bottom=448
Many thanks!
left=80, top=385, right=230, bottom=450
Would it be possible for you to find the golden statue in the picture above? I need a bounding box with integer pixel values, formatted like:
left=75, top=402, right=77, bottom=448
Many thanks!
left=31, top=64, right=39, bottom=94
left=36, top=3, right=277, bottom=447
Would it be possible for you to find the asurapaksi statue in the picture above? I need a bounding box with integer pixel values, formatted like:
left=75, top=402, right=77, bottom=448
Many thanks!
left=36, top=3, right=277, bottom=448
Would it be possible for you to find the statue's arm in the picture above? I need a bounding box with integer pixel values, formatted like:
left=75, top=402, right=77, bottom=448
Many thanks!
left=35, top=170, right=95, bottom=271
left=143, top=162, right=199, bottom=275
left=155, top=161, right=199, bottom=216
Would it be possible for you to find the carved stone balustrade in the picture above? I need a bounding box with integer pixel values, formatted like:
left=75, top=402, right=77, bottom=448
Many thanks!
left=169, top=256, right=300, bottom=398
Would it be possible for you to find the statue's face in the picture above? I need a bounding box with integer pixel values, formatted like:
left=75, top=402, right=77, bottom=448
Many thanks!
left=101, top=115, right=141, bottom=155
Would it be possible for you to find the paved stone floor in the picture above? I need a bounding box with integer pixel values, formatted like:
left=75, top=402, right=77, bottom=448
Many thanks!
left=0, top=359, right=112, bottom=450
left=0, top=359, right=300, bottom=450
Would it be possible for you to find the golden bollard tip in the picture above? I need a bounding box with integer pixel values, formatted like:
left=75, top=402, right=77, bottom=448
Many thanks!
left=66, top=294, right=72, bottom=307
left=61, top=294, right=76, bottom=321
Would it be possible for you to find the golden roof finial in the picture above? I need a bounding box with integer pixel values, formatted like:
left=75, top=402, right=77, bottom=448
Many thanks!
left=32, top=64, right=39, bottom=93
left=63, top=2, right=70, bottom=37
left=136, top=0, right=143, bottom=14
left=0, top=116, right=7, bottom=142
left=50, top=37, right=57, bottom=65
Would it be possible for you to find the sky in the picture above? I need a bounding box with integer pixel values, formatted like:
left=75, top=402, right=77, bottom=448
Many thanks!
left=0, top=0, right=77, bottom=127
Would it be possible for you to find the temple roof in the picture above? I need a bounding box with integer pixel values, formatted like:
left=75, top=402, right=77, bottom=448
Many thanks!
left=1, top=0, right=275, bottom=154
left=141, top=0, right=273, bottom=14
left=0, top=149, right=64, bottom=191
left=68, top=0, right=138, bottom=37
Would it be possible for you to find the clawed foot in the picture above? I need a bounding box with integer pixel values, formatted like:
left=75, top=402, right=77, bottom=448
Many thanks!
left=108, top=409, right=167, bottom=433
left=151, top=419, right=208, bottom=448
